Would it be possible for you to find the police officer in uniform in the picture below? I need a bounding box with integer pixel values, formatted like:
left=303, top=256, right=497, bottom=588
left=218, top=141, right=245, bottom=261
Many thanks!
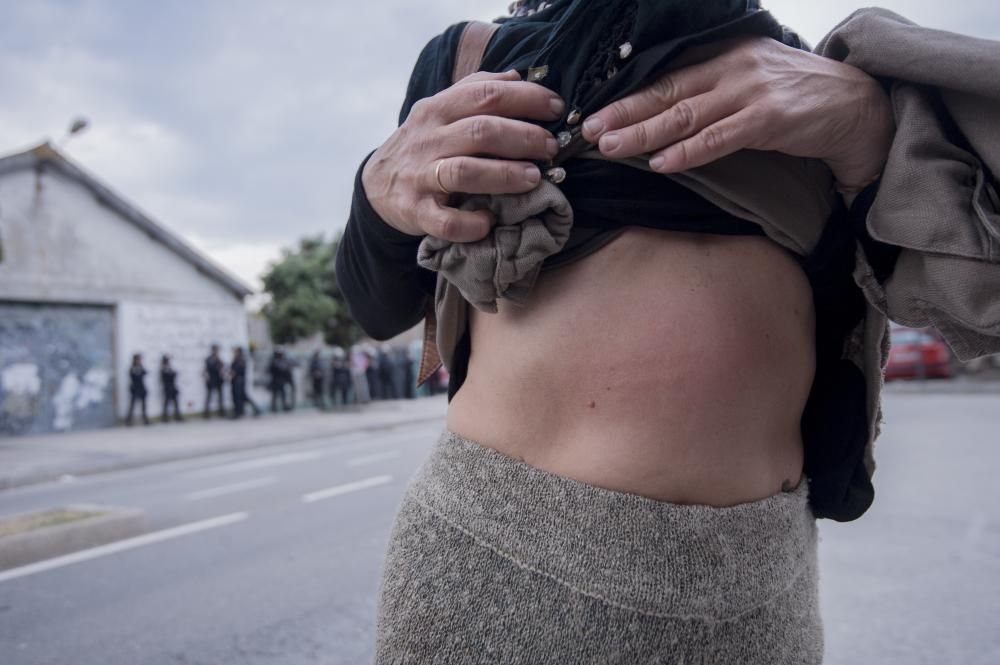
left=203, top=344, right=226, bottom=418
left=230, top=346, right=261, bottom=418
left=160, top=354, right=183, bottom=422
left=126, top=353, right=151, bottom=426
left=308, top=350, right=326, bottom=410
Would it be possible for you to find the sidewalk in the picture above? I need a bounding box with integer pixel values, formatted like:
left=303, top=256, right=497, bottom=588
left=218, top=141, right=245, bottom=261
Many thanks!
left=883, top=372, right=1000, bottom=394
left=0, top=396, right=448, bottom=491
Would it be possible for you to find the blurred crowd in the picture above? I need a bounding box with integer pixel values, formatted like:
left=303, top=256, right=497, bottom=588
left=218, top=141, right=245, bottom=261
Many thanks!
left=124, top=342, right=446, bottom=426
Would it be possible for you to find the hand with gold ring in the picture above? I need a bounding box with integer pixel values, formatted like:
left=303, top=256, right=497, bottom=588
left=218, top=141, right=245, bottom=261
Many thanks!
left=434, top=160, right=451, bottom=196
left=362, top=70, right=563, bottom=242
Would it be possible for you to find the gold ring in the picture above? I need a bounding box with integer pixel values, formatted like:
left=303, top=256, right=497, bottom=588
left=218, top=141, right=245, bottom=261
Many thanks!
left=434, top=160, right=450, bottom=195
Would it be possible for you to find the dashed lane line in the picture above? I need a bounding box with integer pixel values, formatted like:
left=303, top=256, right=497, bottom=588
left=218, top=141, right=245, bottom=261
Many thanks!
left=346, top=451, right=400, bottom=467
left=188, top=450, right=328, bottom=477
left=184, top=477, right=277, bottom=501
left=184, top=427, right=433, bottom=479
left=302, top=475, right=393, bottom=503
left=0, top=512, right=249, bottom=584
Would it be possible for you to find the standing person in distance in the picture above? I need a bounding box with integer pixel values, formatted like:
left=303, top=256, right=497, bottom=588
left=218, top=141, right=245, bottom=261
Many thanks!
left=330, top=348, right=353, bottom=407
left=268, top=348, right=291, bottom=413
left=378, top=345, right=398, bottom=399
left=159, top=354, right=183, bottom=422
left=203, top=344, right=226, bottom=418
left=230, top=346, right=261, bottom=418
left=349, top=344, right=371, bottom=404
left=125, top=353, right=150, bottom=426
left=308, top=350, right=326, bottom=410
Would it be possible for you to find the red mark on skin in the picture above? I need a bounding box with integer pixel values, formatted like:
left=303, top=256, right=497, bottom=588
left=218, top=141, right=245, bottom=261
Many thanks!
left=587, top=400, right=596, bottom=409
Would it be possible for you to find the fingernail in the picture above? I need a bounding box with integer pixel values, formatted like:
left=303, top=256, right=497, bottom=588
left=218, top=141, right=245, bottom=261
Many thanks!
left=524, top=166, right=540, bottom=185
left=549, top=97, right=565, bottom=116
left=583, top=117, right=605, bottom=136
left=600, top=132, right=620, bottom=152
left=546, top=137, right=559, bottom=156
left=649, top=155, right=666, bottom=171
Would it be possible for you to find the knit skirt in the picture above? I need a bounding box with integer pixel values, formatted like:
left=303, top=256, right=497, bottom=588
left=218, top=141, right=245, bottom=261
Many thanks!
left=374, top=431, right=822, bottom=664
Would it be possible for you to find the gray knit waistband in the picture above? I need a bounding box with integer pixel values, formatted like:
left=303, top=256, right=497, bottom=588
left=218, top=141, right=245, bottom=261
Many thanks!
left=406, top=430, right=817, bottom=621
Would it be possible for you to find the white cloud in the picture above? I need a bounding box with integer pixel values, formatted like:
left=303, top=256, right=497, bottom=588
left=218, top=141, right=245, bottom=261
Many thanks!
left=193, top=239, right=285, bottom=292
left=67, top=121, right=194, bottom=199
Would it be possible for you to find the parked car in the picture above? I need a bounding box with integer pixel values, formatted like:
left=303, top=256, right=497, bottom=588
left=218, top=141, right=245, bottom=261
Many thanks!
left=885, top=326, right=954, bottom=380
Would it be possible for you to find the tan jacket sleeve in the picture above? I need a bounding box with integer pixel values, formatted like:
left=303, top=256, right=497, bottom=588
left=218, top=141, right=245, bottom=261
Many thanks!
left=817, top=8, right=1000, bottom=360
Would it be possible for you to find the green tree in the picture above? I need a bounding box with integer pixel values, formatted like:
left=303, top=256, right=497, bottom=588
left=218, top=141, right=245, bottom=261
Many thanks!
left=260, top=234, right=363, bottom=347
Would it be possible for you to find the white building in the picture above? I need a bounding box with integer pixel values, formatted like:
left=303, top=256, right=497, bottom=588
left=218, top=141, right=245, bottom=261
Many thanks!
left=0, top=143, right=253, bottom=435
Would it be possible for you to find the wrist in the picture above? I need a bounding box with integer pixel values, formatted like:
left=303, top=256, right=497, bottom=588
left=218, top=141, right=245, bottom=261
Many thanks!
left=831, top=79, right=895, bottom=182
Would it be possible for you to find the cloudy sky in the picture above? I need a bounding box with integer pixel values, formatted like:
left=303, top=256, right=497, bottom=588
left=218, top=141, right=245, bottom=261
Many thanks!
left=1, top=1, right=996, bottom=293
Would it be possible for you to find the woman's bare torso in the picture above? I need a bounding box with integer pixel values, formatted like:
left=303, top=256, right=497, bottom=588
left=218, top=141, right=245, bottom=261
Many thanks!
left=447, top=226, right=816, bottom=506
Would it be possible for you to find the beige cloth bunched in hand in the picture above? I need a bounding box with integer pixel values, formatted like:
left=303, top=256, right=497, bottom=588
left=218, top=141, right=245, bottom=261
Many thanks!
left=416, top=180, right=573, bottom=313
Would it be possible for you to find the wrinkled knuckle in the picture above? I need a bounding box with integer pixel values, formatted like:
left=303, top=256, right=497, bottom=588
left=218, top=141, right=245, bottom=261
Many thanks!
left=652, top=75, right=677, bottom=103
left=674, top=141, right=692, bottom=167
left=701, top=125, right=726, bottom=154
left=469, top=118, right=493, bottom=147
left=474, top=81, right=503, bottom=111
left=409, top=98, right=433, bottom=122
left=634, top=122, right=651, bottom=150
left=609, top=102, right=631, bottom=127
left=672, top=100, right=697, bottom=132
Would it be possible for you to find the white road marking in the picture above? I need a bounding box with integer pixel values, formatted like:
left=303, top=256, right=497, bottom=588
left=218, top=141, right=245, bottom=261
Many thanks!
left=347, top=451, right=399, bottom=467
left=184, top=477, right=276, bottom=501
left=183, top=427, right=428, bottom=479
left=0, top=512, right=249, bottom=584
left=302, top=475, right=393, bottom=503
left=189, top=450, right=327, bottom=477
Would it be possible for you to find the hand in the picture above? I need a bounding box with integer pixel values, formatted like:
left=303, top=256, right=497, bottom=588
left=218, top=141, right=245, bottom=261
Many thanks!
left=581, top=37, right=895, bottom=193
left=362, top=70, right=564, bottom=242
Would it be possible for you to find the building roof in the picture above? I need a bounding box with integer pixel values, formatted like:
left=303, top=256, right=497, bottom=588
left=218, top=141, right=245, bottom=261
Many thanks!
left=0, top=142, right=253, bottom=298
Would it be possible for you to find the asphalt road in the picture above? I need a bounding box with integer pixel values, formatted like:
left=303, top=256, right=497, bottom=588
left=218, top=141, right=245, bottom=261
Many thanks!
left=0, top=393, right=997, bottom=664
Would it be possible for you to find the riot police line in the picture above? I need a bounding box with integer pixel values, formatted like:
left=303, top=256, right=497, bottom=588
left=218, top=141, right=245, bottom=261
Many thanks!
left=123, top=343, right=447, bottom=425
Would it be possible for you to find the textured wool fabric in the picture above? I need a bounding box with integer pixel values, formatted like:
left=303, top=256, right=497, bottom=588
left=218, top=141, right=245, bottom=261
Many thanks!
left=374, top=432, right=823, bottom=664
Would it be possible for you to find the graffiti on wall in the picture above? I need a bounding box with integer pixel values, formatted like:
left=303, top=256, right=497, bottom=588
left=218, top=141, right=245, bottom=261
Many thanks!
left=0, top=303, right=116, bottom=436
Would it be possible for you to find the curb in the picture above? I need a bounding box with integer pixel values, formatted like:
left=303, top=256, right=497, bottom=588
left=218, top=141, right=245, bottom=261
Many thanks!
left=883, top=379, right=1000, bottom=395
left=0, top=413, right=446, bottom=492
left=0, top=505, right=145, bottom=570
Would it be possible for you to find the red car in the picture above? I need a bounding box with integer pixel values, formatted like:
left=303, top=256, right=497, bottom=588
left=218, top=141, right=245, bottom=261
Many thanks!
left=885, top=326, right=954, bottom=380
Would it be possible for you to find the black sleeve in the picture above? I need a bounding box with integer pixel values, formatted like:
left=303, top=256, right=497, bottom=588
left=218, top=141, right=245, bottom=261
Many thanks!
left=335, top=23, right=468, bottom=341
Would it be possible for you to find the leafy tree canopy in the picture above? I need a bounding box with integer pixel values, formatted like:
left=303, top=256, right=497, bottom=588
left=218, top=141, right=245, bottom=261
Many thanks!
left=260, top=234, right=362, bottom=347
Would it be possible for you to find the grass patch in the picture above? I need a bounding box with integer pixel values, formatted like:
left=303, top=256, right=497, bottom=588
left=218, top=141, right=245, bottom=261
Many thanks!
left=0, top=508, right=107, bottom=538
